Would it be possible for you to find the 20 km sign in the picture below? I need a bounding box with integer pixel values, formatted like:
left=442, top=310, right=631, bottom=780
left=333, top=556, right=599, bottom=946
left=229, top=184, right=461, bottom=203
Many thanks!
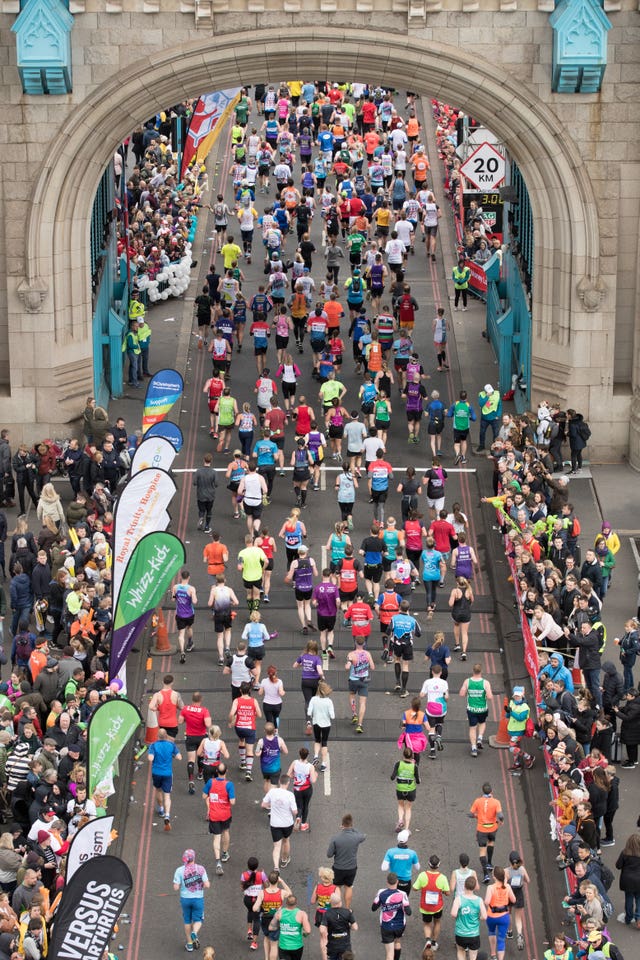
left=460, top=142, right=506, bottom=191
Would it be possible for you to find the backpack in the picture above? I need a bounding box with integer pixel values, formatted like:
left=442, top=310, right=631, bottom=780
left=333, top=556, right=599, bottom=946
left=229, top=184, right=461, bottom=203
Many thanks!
left=431, top=407, right=444, bottom=428
left=577, top=421, right=591, bottom=442
left=569, top=516, right=581, bottom=538
left=595, top=859, right=614, bottom=892
left=15, top=632, right=31, bottom=662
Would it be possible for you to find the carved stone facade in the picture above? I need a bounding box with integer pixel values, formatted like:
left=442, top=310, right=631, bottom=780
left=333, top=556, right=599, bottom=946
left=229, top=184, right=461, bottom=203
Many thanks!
left=0, top=0, right=638, bottom=466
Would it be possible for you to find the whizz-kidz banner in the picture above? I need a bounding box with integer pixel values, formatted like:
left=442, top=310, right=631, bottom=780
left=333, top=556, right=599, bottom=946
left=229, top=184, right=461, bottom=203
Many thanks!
left=87, top=698, right=143, bottom=795
left=110, top=531, right=186, bottom=677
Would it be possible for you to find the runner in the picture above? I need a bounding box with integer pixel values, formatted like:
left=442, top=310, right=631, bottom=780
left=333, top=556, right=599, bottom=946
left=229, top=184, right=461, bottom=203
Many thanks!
left=420, top=537, right=445, bottom=621
left=149, top=674, right=184, bottom=740
left=484, top=866, right=516, bottom=960
left=196, top=724, right=230, bottom=784
left=381, top=829, right=421, bottom=894
left=179, top=691, right=212, bottom=795
left=254, top=528, right=277, bottom=604
left=505, top=850, right=530, bottom=950
left=345, top=636, right=375, bottom=734
left=269, top=894, right=311, bottom=960
left=287, top=746, right=317, bottom=832
left=203, top=761, right=235, bottom=876
left=237, top=533, right=267, bottom=613
left=293, top=639, right=324, bottom=734
left=327, top=813, right=367, bottom=910
left=469, top=782, right=504, bottom=884
left=148, top=728, right=182, bottom=832
left=413, top=854, right=450, bottom=951
left=171, top=568, right=198, bottom=664
left=450, top=875, right=486, bottom=960
left=285, top=544, right=318, bottom=635
left=307, top=680, right=335, bottom=771
left=391, top=746, right=420, bottom=833
left=319, top=889, right=358, bottom=960
left=389, top=601, right=421, bottom=697
left=311, top=867, right=337, bottom=938
left=259, top=664, right=286, bottom=728
left=372, top=872, right=412, bottom=960
left=229, top=681, right=262, bottom=782
left=262, top=774, right=298, bottom=870
left=312, top=568, right=340, bottom=660
left=208, top=574, right=239, bottom=664
left=420, top=664, right=449, bottom=759
left=335, top=462, right=358, bottom=529
left=240, top=857, right=269, bottom=951
left=253, top=872, right=291, bottom=960
left=173, top=849, right=210, bottom=953
left=256, top=722, right=288, bottom=795
left=459, top=663, right=493, bottom=757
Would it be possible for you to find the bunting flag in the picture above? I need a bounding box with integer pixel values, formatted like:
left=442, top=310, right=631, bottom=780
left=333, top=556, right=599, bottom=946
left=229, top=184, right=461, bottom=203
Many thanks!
left=110, top=532, right=186, bottom=677
left=180, top=89, right=241, bottom=180
left=142, top=368, right=184, bottom=434
left=130, top=435, right=177, bottom=476
left=111, top=466, right=176, bottom=618
left=144, top=420, right=184, bottom=451
left=48, top=855, right=132, bottom=960
left=87, top=698, right=143, bottom=796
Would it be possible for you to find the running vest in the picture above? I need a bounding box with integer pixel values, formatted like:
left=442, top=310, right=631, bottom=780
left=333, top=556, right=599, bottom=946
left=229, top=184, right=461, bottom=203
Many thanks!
left=330, top=534, right=348, bottom=561
left=368, top=342, right=383, bottom=372
left=174, top=584, right=194, bottom=619
left=208, top=378, right=224, bottom=403
left=369, top=263, right=384, bottom=287
left=339, top=558, right=357, bottom=591
left=379, top=592, right=400, bottom=625
left=405, top=381, right=423, bottom=413
left=218, top=396, right=235, bottom=426
left=260, top=888, right=283, bottom=919
left=419, top=872, right=445, bottom=914
left=259, top=734, right=281, bottom=773
left=293, top=558, right=314, bottom=591
left=455, top=545, right=473, bottom=578
left=156, top=689, right=178, bottom=728
left=284, top=522, right=303, bottom=549
left=206, top=778, right=232, bottom=821
left=453, top=401, right=471, bottom=431
left=291, top=759, right=312, bottom=791
left=349, top=649, right=370, bottom=681
left=404, top=520, right=423, bottom=552
left=395, top=758, right=416, bottom=793
left=375, top=399, right=389, bottom=422
left=235, top=696, right=257, bottom=730
left=466, top=677, right=488, bottom=714
left=279, top=908, right=303, bottom=950
left=398, top=295, right=414, bottom=325
left=201, top=738, right=222, bottom=765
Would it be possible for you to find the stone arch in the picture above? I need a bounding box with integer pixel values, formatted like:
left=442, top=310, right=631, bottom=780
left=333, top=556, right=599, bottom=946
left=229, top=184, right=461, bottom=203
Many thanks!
left=26, top=27, right=600, bottom=356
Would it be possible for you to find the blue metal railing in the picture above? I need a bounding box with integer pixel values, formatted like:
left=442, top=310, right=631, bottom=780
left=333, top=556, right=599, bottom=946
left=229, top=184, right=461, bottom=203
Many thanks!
left=511, top=162, right=534, bottom=292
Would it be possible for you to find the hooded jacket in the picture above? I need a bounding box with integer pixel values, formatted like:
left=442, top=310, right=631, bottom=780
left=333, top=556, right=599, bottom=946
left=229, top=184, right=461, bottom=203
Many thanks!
left=537, top=652, right=574, bottom=693
left=601, top=661, right=624, bottom=711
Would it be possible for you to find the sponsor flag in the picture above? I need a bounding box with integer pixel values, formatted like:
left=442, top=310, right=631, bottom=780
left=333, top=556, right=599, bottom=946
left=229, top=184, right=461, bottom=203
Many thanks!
left=111, top=466, right=176, bottom=616
left=180, top=89, right=241, bottom=180
left=66, top=816, right=115, bottom=881
left=49, top=855, right=132, bottom=960
left=142, top=368, right=184, bottom=434
left=130, top=435, right=177, bottom=475
left=110, top=531, right=186, bottom=678
left=87, top=698, right=143, bottom=796
left=145, top=419, right=183, bottom=451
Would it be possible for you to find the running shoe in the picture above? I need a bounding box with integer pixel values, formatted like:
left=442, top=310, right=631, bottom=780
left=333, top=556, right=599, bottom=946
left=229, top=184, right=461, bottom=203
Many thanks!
left=429, top=748, right=436, bottom=760
left=245, top=772, right=253, bottom=782
left=218, top=657, right=224, bottom=666
left=164, top=817, right=171, bottom=831
left=524, top=755, right=535, bottom=770
left=506, top=929, right=514, bottom=940
left=453, top=643, right=461, bottom=652
left=300, top=823, right=310, bottom=832
left=247, top=930, right=254, bottom=941
left=327, top=646, right=335, bottom=659
left=179, top=653, right=186, bottom=664
left=204, top=527, right=211, bottom=534
left=399, top=691, right=409, bottom=698
left=319, top=763, right=327, bottom=772
left=250, top=941, right=258, bottom=950
left=436, top=735, right=444, bottom=751
left=263, top=595, right=270, bottom=604
left=460, top=653, right=467, bottom=661
left=483, top=874, right=491, bottom=884
left=188, top=781, right=195, bottom=795
left=294, top=817, right=301, bottom=831
left=471, top=747, right=478, bottom=758
left=221, top=851, right=230, bottom=862
left=191, top=933, right=200, bottom=949
left=351, top=714, right=358, bottom=724
left=394, top=683, right=402, bottom=691
left=185, top=944, right=194, bottom=953
left=476, top=737, right=484, bottom=750
left=280, top=857, right=291, bottom=868
left=197, top=518, right=204, bottom=530
left=517, top=934, right=525, bottom=950
left=395, top=821, right=404, bottom=833
left=186, top=639, right=194, bottom=652
left=216, top=862, right=224, bottom=876
left=312, top=756, right=320, bottom=767
left=600, top=838, right=615, bottom=846
left=156, top=806, right=165, bottom=816
left=355, top=725, right=364, bottom=734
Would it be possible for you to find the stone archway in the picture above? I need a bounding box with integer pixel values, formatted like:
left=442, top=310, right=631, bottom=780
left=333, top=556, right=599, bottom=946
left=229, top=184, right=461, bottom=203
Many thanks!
left=21, top=28, right=603, bottom=426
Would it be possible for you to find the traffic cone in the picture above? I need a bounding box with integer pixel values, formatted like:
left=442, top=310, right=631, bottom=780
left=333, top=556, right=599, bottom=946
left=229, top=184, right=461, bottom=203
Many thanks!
left=150, top=606, right=176, bottom=657
left=144, top=704, right=159, bottom=745
left=489, top=696, right=512, bottom=749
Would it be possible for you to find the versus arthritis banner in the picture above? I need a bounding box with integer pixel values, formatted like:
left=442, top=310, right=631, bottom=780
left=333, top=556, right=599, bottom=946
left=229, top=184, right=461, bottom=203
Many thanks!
left=144, top=419, right=183, bottom=452
left=180, top=89, right=241, bottom=180
left=49, top=855, right=132, bottom=960
left=111, top=466, right=176, bottom=615
left=130, top=435, right=177, bottom=476
left=88, top=698, right=143, bottom=796
left=66, top=816, right=115, bottom=881
left=142, top=367, right=184, bottom=434
left=110, top=531, right=186, bottom=678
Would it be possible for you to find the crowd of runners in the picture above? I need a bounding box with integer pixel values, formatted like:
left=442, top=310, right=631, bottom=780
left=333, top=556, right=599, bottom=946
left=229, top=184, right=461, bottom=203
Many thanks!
left=0, top=79, right=637, bottom=960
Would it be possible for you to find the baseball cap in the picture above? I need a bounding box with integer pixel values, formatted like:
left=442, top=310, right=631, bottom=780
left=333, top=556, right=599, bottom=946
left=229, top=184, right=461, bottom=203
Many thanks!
left=484, top=384, right=493, bottom=393
left=37, top=830, right=50, bottom=844
left=397, top=830, right=410, bottom=844
left=587, top=931, right=602, bottom=943
left=46, top=658, right=58, bottom=669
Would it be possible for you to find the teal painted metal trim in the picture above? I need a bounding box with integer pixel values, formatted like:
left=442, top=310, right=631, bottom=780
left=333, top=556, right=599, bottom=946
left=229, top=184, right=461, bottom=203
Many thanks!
left=12, top=0, right=74, bottom=95
left=549, top=0, right=611, bottom=94
left=485, top=250, right=531, bottom=413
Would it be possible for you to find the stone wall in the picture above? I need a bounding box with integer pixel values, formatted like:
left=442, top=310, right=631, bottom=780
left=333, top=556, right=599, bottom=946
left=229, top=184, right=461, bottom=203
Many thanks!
left=0, top=1, right=638, bottom=463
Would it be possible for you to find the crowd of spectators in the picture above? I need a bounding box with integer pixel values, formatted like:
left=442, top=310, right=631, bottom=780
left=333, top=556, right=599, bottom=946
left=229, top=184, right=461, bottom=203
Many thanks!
left=484, top=408, right=640, bottom=950
left=0, top=414, right=127, bottom=957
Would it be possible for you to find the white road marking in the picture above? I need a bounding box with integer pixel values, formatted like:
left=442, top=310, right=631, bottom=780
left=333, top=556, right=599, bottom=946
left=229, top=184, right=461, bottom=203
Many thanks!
left=324, top=760, right=331, bottom=796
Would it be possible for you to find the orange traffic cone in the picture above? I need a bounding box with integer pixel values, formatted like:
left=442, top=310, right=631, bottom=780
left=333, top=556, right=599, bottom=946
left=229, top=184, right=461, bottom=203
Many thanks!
left=150, top=606, right=176, bottom=657
left=489, top=696, right=512, bottom=749
left=145, top=704, right=159, bottom=745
